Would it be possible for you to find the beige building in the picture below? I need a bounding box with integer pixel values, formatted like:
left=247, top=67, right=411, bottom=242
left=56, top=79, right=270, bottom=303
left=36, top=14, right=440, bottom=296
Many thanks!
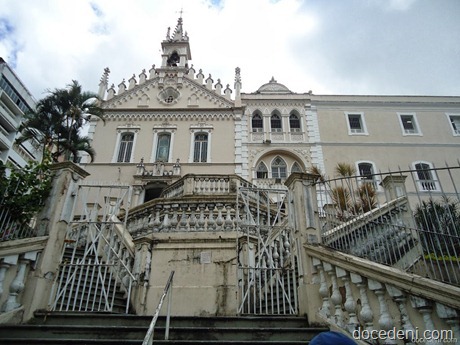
left=0, top=58, right=41, bottom=168
left=83, top=17, right=460, bottom=204
left=1, top=17, right=459, bottom=344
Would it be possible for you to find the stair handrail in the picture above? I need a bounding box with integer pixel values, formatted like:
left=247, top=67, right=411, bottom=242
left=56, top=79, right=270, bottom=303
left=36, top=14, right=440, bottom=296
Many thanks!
left=142, top=270, right=175, bottom=345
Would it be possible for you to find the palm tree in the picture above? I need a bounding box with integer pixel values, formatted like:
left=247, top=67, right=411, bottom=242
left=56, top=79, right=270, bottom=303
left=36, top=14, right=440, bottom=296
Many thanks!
left=16, top=97, right=63, bottom=163
left=51, top=80, right=104, bottom=150
left=16, top=80, right=104, bottom=163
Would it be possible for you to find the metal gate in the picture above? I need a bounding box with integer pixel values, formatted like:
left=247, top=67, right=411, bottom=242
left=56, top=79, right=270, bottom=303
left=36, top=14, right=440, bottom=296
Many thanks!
left=237, top=187, right=298, bottom=315
left=49, top=183, right=136, bottom=313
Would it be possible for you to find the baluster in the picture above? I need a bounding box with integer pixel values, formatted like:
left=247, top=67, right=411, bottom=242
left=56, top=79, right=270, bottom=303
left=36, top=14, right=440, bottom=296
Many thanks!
left=336, top=267, right=358, bottom=333
left=162, top=205, right=171, bottom=231
left=179, top=204, right=188, bottom=231
left=283, top=234, right=291, bottom=262
left=386, top=285, right=416, bottom=344
left=436, top=303, right=459, bottom=342
left=224, top=205, right=233, bottom=231
left=324, top=262, right=345, bottom=328
left=2, top=255, right=30, bottom=312
left=147, top=213, right=154, bottom=233
left=215, top=203, right=224, bottom=230
left=170, top=204, right=179, bottom=231
left=368, top=279, right=395, bottom=345
left=272, top=244, right=280, bottom=268
left=411, top=297, right=437, bottom=345
left=313, top=259, right=331, bottom=321
left=0, top=257, right=15, bottom=297
left=204, top=178, right=210, bottom=193
left=188, top=204, right=197, bottom=231
left=350, top=273, right=374, bottom=339
left=153, top=205, right=162, bottom=232
left=197, top=204, right=206, bottom=231
left=207, top=203, right=215, bottom=231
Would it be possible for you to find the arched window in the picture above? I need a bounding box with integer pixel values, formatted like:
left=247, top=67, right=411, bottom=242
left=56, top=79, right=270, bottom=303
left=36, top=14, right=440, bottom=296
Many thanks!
left=155, top=133, right=171, bottom=162
left=271, top=114, right=282, bottom=132
left=414, top=162, right=439, bottom=191
left=271, top=157, right=287, bottom=178
left=252, top=113, right=263, bottom=132
left=193, top=133, right=208, bottom=162
left=289, top=113, right=301, bottom=132
left=291, top=162, right=302, bottom=173
left=117, top=133, right=134, bottom=162
left=256, top=162, right=268, bottom=179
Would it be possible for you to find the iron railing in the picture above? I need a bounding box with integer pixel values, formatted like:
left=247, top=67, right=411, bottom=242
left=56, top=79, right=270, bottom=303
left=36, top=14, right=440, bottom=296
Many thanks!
left=0, top=208, right=36, bottom=242
left=316, top=163, right=460, bottom=286
left=142, top=271, right=175, bottom=345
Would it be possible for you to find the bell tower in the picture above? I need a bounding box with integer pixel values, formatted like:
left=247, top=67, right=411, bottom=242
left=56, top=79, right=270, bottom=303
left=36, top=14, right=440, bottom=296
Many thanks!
left=161, top=16, right=192, bottom=69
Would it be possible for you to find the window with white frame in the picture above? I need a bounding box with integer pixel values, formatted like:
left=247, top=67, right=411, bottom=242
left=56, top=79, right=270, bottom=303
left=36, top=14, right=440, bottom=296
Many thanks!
left=289, top=113, right=301, bottom=132
left=252, top=113, right=263, bottom=132
left=271, top=113, right=282, bottom=132
left=346, top=112, right=367, bottom=135
left=155, top=133, right=171, bottom=162
left=116, top=133, right=134, bottom=163
left=447, top=114, right=460, bottom=136
left=399, top=113, right=421, bottom=135
left=413, top=162, right=439, bottom=191
left=357, top=161, right=378, bottom=188
left=193, top=133, right=208, bottom=163
left=271, top=156, right=287, bottom=178
left=256, top=162, right=268, bottom=179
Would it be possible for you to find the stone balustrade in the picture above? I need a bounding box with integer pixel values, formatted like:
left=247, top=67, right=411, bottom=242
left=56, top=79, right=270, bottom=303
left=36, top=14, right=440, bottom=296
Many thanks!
left=303, top=244, right=460, bottom=345
left=161, top=174, right=253, bottom=199
left=127, top=198, right=242, bottom=237
left=0, top=250, right=40, bottom=319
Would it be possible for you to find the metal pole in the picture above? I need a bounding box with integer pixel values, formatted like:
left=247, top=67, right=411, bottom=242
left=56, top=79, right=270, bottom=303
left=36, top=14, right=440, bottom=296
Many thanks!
left=165, top=276, right=173, bottom=340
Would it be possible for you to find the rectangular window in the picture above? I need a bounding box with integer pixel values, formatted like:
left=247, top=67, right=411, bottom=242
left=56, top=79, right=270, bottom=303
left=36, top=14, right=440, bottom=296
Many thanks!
left=346, top=113, right=367, bottom=135
left=155, top=133, right=171, bottom=162
left=414, top=162, right=438, bottom=191
left=117, top=133, right=134, bottom=163
left=193, top=133, right=208, bottom=162
left=399, top=113, right=421, bottom=135
left=448, top=115, right=460, bottom=136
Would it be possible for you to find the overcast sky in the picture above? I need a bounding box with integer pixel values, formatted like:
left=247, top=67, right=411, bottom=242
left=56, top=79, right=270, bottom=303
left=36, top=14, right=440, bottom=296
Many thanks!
left=0, top=0, right=459, bottom=101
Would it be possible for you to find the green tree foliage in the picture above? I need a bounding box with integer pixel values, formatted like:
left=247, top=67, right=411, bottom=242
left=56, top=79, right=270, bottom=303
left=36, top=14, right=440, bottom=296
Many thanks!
left=0, top=160, right=53, bottom=224
left=414, top=197, right=460, bottom=256
left=16, top=80, right=104, bottom=163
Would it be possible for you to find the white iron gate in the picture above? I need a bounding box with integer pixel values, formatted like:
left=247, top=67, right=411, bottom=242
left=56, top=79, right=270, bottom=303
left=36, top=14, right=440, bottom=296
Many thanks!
left=237, top=187, right=298, bottom=315
left=50, top=183, right=136, bottom=313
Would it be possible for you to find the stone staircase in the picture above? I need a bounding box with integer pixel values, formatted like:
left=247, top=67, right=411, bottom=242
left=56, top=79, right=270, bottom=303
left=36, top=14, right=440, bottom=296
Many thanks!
left=51, top=247, right=129, bottom=313
left=0, top=311, right=328, bottom=344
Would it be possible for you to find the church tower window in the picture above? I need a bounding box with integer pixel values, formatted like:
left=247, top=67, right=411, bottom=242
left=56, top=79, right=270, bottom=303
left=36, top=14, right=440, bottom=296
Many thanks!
left=167, top=52, right=180, bottom=67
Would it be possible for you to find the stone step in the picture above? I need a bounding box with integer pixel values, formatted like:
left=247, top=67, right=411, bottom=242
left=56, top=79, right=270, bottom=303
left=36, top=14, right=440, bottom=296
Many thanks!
left=0, top=312, right=327, bottom=344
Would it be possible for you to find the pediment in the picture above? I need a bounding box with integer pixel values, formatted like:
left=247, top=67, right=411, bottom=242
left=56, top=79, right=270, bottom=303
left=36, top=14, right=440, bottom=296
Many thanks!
left=103, top=76, right=234, bottom=110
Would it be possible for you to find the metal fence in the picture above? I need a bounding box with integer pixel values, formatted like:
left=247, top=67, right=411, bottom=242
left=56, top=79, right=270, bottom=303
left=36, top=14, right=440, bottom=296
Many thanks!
left=0, top=179, right=37, bottom=242
left=316, top=163, right=460, bottom=286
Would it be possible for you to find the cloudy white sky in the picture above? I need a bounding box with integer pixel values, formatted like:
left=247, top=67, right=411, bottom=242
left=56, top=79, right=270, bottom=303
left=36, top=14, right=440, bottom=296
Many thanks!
left=0, top=0, right=459, bottom=100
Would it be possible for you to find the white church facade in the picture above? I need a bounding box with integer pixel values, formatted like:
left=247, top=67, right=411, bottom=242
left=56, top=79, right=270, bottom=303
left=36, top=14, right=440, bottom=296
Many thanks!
left=83, top=16, right=460, bottom=205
